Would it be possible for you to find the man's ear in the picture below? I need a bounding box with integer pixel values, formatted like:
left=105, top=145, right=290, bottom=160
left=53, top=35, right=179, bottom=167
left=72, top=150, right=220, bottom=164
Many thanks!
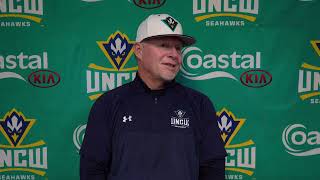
left=133, top=43, right=143, bottom=61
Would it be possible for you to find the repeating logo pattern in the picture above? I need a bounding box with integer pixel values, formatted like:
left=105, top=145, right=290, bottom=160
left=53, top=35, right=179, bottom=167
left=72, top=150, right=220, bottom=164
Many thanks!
left=192, top=0, right=259, bottom=27
left=0, top=52, right=61, bottom=88
left=282, top=124, right=320, bottom=156
left=73, top=124, right=87, bottom=152
left=129, top=0, right=166, bottom=9
left=0, top=0, right=44, bottom=27
left=86, top=31, right=137, bottom=100
left=217, top=108, right=256, bottom=179
left=298, top=40, right=320, bottom=104
left=0, top=109, right=48, bottom=178
left=181, top=47, right=272, bottom=88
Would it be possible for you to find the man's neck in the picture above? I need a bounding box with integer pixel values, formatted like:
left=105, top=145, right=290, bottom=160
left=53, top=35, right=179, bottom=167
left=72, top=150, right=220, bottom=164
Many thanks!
left=138, top=72, right=165, bottom=90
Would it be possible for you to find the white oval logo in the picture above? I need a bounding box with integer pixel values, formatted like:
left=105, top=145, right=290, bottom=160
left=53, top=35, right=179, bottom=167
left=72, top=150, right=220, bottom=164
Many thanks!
left=73, top=124, right=87, bottom=152
left=282, top=124, right=320, bottom=156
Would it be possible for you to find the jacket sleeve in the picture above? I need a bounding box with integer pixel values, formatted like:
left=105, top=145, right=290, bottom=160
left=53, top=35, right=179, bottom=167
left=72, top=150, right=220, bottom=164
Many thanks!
left=199, top=96, right=227, bottom=180
left=80, top=94, right=115, bottom=180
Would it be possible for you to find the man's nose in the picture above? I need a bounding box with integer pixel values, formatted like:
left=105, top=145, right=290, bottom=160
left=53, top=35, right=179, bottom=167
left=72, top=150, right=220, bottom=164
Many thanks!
left=168, top=47, right=181, bottom=61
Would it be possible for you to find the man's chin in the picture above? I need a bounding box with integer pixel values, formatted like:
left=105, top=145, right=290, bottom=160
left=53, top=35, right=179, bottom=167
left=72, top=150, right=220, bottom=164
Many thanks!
left=161, top=73, right=177, bottom=82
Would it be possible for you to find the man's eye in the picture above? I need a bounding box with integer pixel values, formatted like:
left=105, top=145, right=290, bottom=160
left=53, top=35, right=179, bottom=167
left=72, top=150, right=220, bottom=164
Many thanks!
left=160, top=43, right=168, bottom=48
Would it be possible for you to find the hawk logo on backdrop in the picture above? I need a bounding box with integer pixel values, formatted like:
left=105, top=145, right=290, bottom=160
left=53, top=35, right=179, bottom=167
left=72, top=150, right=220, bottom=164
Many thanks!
left=282, top=124, right=320, bottom=157
left=73, top=124, right=87, bottom=152
left=0, top=109, right=48, bottom=179
left=0, top=51, right=61, bottom=88
left=181, top=46, right=272, bottom=88
left=193, top=0, right=259, bottom=27
left=298, top=40, right=320, bottom=104
left=171, top=110, right=189, bottom=128
left=217, top=108, right=256, bottom=179
left=0, top=0, right=45, bottom=27
left=128, top=0, right=166, bottom=9
left=86, top=31, right=137, bottom=100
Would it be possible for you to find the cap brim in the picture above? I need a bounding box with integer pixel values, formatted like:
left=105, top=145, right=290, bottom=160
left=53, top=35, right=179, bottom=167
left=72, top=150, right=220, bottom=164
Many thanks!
left=141, top=34, right=196, bottom=47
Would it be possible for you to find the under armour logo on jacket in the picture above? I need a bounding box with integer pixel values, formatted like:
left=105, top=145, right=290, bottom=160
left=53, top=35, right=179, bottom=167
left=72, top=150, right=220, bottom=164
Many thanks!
left=123, top=115, right=132, bottom=123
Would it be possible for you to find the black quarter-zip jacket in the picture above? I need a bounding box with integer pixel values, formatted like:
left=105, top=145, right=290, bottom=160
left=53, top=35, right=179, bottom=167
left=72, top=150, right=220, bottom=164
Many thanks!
left=80, top=75, right=227, bottom=180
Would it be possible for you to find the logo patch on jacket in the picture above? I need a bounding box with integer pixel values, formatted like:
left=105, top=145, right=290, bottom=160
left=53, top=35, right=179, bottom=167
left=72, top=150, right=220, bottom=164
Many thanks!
left=171, top=110, right=189, bottom=128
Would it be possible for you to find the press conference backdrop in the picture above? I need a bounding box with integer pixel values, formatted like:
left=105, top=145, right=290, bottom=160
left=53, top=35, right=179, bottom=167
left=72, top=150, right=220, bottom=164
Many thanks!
left=0, top=0, right=319, bottom=179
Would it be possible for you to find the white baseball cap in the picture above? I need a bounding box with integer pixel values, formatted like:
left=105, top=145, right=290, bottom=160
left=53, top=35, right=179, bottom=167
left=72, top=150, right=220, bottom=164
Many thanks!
left=136, top=14, right=196, bottom=46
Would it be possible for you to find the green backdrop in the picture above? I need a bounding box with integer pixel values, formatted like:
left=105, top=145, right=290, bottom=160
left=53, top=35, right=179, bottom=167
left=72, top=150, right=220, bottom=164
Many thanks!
left=1, top=0, right=320, bottom=179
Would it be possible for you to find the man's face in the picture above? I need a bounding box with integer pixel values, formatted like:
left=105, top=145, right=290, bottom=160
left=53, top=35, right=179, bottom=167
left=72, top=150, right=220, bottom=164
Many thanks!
left=135, top=36, right=183, bottom=83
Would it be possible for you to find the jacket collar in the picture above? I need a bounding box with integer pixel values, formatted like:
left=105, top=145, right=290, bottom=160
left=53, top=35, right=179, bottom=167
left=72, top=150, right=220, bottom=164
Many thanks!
left=131, top=73, right=176, bottom=94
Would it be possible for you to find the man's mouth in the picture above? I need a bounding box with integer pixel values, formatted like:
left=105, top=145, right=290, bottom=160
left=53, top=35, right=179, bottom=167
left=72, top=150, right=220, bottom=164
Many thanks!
left=162, top=63, right=176, bottom=68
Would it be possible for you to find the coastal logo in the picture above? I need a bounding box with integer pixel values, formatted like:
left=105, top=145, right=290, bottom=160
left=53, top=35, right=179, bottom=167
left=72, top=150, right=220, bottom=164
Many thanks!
left=0, top=0, right=44, bottom=27
left=0, top=109, right=48, bottom=178
left=298, top=40, right=320, bottom=104
left=128, top=0, right=166, bottom=9
left=0, top=52, right=61, bottom=88
left=217, top=108, right=256, bottom=179
left=193, top=0, right=259, bottom=27
left=86, top=31, right=137, bottom=100
left=282, top=124, right=320, bottom=156
left=181, top=46, right=272, bottom=87
left=170, top=110, right=189, bottom=128
left=73, top=124, right=86, bottom=152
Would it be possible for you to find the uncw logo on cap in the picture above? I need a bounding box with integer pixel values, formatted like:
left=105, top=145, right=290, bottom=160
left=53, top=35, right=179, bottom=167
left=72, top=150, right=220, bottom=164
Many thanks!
left=162, top=16, right=178, bottom=31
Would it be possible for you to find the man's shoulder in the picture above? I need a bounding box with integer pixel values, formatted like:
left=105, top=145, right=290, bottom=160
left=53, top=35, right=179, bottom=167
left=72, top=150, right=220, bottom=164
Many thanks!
left=95, top=82, right=133, bottom=103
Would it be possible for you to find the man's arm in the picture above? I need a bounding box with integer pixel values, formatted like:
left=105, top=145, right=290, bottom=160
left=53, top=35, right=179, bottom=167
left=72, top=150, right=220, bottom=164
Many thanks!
left=199, top=96, right=227, bottom=180
left=80, top=154, right=109, bottom=180
left=80, top=94, right=114, bottom=180
left=199, top=158, right=225, bottom=180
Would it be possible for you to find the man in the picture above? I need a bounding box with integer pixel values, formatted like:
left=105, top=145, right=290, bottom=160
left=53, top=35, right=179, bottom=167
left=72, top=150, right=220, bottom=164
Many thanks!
left=80, top=14, right=226, bottom=180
